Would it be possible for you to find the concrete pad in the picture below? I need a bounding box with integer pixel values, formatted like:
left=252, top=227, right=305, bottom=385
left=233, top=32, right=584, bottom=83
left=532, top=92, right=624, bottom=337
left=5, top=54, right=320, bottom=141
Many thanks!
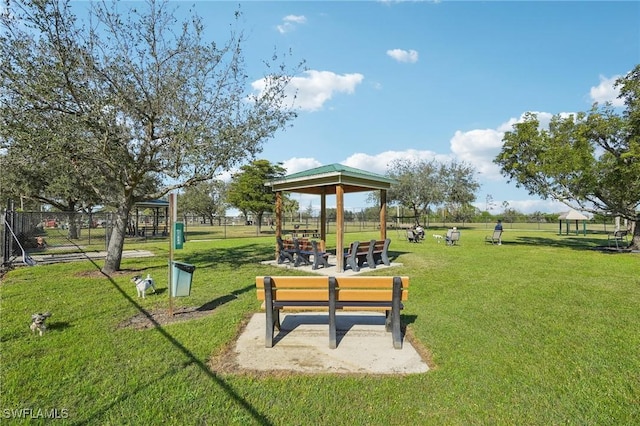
left=231, top=312, right=429, bottom=375
left=261, top=254, right=403, bottom=277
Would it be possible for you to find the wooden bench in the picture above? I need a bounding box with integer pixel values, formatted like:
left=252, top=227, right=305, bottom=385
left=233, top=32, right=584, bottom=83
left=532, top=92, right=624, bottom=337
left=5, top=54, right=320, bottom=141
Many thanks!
left=608, top=230, right=628, bottom=250
left=343, top=241, right=367, bottom=271
left=343, top=239, right=392, bottom=271
left=255, top=275, right=409, bottom=349
left=295, top=239, right=329, bottom=270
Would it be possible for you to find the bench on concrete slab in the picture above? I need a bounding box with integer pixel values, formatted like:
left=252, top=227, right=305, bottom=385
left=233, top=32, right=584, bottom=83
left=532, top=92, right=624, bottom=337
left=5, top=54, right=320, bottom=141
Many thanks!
left=255, top=275, right=409, bottom=349
left=343, top=241, right=366, bottom=272
left=295, top=239, right=329, bottom=270
left=343, top=239, right=392, bottom=271
left=370, top=238, right=391, bottom=267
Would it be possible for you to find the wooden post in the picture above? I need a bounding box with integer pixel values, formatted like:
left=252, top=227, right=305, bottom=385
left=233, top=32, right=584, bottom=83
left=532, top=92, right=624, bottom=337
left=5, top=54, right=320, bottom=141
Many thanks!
left=380, top=189, right=387, bottom=241
left=320, top=190, right=326, bottom=251
left=275, top=191, right=282, bottom=261
left=336, top=184, right=345, bottom=271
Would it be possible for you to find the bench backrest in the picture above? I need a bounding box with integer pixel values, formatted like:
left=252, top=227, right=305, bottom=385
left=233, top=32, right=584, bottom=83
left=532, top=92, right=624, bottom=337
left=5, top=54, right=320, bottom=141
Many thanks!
left=345, top=241, right=359, bottom=255
left=372, top=239, right=387, bottom=252
left=332, top=276, right=409, bottom=302
left=446, top=229, right=460, bottom=240
left=296, top=238, right=313, bottom=251
left=256, top=276, right=329, bottom=302
left=256, top=276, right=409, bottom=303
left=614, top=230, right=628, bottom=238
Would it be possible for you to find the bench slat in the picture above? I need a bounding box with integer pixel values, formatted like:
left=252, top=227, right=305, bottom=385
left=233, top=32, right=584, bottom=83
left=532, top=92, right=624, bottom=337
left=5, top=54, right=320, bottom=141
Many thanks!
left=337, top=289, right=408, bottom=302
left=334, top=276, right=409, bottom=289
left=255, top=276, right=328, bottom=289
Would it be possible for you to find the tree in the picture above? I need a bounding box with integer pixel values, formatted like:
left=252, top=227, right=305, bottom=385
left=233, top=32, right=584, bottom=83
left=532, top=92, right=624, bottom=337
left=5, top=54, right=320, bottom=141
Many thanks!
left=179, top=181, right=228, bottom=225
left=385, top=158, right=479, bottom=227
left=282, top=196, right=300, bottom=224
left=495, top=65, right=640, bottom=248
left=0, top=0, right=300, bottom=273
left=441, top=160, right=480, bottom=222
left=226, top=160, right=286, bottom=233
left=386, top=159, right=444, bottom=226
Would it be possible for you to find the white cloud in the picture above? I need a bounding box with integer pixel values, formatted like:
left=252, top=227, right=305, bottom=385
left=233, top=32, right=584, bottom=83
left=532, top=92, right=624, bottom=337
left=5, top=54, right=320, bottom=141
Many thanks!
left=251, top=70, right=364, bottom=112
left=276, top=15, right=307, bottom=34
left=590, top=74, right=624, bottom=107
left=282, top=157, right=322, bottom=174
left=386, top=48, right=419, bottom=63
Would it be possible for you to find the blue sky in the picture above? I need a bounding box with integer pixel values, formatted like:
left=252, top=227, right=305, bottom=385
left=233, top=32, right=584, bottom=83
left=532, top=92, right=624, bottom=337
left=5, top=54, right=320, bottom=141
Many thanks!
left=110, top=2, right=640, bottom=214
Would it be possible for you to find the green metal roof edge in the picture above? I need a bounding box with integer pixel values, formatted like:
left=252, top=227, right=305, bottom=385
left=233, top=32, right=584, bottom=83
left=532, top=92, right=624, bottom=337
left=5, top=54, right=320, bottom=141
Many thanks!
left=276, top=163, right=396, bottom=184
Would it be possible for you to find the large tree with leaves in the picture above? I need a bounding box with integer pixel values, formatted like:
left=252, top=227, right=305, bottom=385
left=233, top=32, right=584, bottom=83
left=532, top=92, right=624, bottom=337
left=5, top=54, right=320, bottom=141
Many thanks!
left=495, top=65, right=640, bottom=248
left=0, top=0, right=300, bottom=273
left=179, top=180, right=228, bottom=226
left=226, top=159, right=286, bottom=233
left=385, top=158, right=479, bottom=227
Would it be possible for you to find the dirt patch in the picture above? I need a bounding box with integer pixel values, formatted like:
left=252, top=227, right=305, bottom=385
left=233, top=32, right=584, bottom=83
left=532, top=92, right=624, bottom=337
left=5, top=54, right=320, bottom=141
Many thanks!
left=116, top=306, right=215, bottom=330
left=75, top=268, right=146, bottom=279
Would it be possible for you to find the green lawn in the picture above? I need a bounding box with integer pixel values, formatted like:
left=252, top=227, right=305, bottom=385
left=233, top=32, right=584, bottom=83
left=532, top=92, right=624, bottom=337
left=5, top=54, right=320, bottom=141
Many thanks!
left=1, top=228, right=638, bottom=425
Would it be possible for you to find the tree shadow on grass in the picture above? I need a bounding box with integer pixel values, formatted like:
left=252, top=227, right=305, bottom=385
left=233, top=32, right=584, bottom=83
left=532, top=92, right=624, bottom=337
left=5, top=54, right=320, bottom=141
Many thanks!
left=176, top=243, right=274, bottom=269
left=513, top=235, right=632, bottom=252
left=78, top=256, right=273, bottom=425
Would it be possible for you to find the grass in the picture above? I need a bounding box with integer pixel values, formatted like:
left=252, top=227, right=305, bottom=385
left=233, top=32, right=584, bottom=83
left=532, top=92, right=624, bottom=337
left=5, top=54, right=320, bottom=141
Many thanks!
left=1, top=227, right=639, bottom=425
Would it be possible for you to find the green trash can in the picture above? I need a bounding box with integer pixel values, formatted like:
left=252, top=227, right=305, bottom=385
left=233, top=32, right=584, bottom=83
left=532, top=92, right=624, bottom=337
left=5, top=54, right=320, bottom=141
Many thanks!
left=171, top=261, right=196, bottom=297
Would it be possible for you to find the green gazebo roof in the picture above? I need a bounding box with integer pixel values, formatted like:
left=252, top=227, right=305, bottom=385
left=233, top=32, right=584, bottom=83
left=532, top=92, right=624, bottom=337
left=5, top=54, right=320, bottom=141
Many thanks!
left=266, top=163, right=396, bottom=195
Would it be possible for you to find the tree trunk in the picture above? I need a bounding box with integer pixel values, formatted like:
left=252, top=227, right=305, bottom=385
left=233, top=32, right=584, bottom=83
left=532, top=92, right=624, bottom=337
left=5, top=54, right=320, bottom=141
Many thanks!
left=102, top=205, right=131, bottom=274
left=67, top=211, right=80, bottom=239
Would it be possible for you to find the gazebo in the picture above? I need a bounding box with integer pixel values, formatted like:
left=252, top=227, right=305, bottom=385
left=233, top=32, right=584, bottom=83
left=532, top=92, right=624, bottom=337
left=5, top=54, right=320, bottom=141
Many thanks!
left=130, top=199, right=169, bottom=237
left=558, top=209, right=589, bottom=235
left=266, top=164, right=397, bottom=271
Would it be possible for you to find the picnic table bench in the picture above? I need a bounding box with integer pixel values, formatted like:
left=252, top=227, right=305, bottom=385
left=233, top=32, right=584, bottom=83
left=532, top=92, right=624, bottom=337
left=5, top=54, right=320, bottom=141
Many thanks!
left=343, top=238, right=391, bottom=271
left=276, top=236, right=296, bottom=264
left=256, top=275, right=409, bottom=349
left=277, top=237, right=329, bottom=269
left=294, top=239, right=329, bottom=270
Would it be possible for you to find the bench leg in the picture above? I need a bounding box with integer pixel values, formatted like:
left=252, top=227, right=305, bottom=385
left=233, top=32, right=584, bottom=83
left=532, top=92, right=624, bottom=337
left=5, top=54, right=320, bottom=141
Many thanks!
left=264, top=276, right=280, bottom=348
left=329, top=277, right=337, bottom=349
left=391, top=277, right=403, bottom=349
left=344, top=255, right=359, bottom=272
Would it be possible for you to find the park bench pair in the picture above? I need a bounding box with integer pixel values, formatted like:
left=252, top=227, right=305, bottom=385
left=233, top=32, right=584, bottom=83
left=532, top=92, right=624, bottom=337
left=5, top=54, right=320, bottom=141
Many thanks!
left=276, top=236, right=329, bottom=270
left=256, top=275, right=409, bottom=349
left=343, top=238, right=391, bottom=272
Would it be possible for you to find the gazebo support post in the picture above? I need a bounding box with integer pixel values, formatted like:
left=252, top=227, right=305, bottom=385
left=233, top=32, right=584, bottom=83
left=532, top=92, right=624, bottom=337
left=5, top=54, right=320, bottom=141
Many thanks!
left=275, top=191, right=283, bottom=261
left=320, top=191, right=327, bottom=251
left=379, top=189, right=387, bottom=240
left=336, top=184, right=345, bottom=271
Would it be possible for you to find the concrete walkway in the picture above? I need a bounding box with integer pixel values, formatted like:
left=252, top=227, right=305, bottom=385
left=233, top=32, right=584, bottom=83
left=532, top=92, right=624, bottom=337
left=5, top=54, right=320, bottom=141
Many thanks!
left=29, top=249, right=155, bottom=265
left=261, top=254, right=403, bottom=277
